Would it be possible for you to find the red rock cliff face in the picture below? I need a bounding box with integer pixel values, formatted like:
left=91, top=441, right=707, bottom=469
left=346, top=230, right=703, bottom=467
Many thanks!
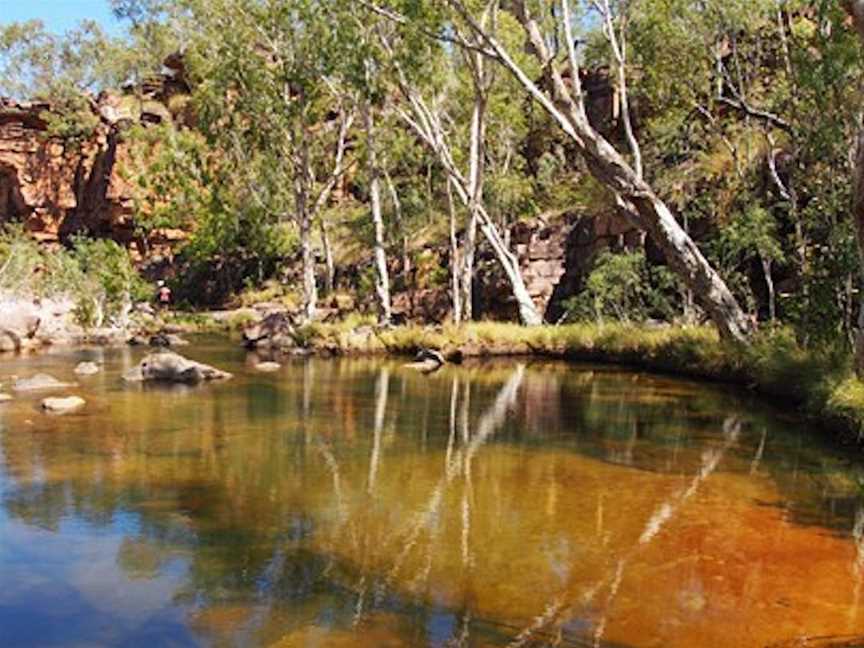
left=0, top=97, right=133, bottom=244
left=0, top=56, right=189, bottom=248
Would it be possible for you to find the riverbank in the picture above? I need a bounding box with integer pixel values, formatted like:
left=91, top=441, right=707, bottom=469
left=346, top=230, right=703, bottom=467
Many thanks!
left=247, top=318, right=864, bottom=443
left=4, top=302, right=863, bottom=444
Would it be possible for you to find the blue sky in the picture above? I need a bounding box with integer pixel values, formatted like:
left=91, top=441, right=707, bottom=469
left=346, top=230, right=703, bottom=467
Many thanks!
left=0, top=0, right=121, bottom=35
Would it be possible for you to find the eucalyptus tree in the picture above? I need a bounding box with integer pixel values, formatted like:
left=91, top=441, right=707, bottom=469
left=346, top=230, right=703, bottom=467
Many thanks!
left=425, top=0, right=754, bottom=341
left=337, top=1, right=394, bottom=325
left=370, top=1, right=544, bottom=325
left=184, top=0, right=348, bottom=321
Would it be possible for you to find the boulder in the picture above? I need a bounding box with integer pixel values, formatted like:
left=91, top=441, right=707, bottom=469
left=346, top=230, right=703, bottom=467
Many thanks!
left=41, top=396, right=85, bottom=414
left=242, top=312, right=298, bottom=349
left=13, top=374, right=75, bottom=392
left=254, top=361, right=282, bottom=372
left=0, top=393, right=11, bottom=403
left=404, top=348, right=446, bottom=374
left=74, top=361, right=100, bottom=375
left=123, top=352, right=232, bottom=384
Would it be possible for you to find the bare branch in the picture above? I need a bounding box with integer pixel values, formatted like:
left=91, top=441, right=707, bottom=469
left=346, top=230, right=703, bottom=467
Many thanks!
left=357, top=0, right=501, bottom=59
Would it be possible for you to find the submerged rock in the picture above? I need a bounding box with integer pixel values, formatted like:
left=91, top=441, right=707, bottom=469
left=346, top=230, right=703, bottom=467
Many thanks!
left=123, top=352, right=232, bottom=384
left=74, top=361, right=100, bottom=376
left=41, top=396, right=86, bottom=414
left=254, top=361, right=281, bottom=372
left=13, top=374, right=75, bottom=392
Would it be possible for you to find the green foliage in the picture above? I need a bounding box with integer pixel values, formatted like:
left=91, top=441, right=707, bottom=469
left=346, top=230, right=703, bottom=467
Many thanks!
left=0, top=224, right=82, bottom=297
left=71, top=237, right=150, bottom=327
left=0, top=225, right=146, bottom=328
left=563, top=250, right=678, bottom=323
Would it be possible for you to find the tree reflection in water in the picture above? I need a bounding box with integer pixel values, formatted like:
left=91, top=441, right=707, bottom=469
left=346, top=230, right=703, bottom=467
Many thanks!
left=1, top=348, right=864, bottom=647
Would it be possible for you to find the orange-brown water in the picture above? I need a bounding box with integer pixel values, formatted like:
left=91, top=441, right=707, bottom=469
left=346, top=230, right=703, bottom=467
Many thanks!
left=1, top=338, right=863, bottom=647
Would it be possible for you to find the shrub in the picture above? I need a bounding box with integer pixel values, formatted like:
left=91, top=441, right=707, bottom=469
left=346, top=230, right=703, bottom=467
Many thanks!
left=563, top=249, right=678, bottom=323
left=0, top=225, right=147, bottom=328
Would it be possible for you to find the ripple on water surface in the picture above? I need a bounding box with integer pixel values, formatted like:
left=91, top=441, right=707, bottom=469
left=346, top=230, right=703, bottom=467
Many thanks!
left=0, top=339, right=863, bottom=647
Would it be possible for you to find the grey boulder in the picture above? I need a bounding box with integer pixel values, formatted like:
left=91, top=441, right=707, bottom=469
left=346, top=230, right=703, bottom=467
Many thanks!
left=123, top=352, right=232, bottom=384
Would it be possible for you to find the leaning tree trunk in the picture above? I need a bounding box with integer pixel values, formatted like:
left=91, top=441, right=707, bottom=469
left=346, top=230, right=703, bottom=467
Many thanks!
left=394, top=81, right=543, bottom=326
left=445, top=0, right=752, bottom=342
left=364, top=102, right=393, bottom=326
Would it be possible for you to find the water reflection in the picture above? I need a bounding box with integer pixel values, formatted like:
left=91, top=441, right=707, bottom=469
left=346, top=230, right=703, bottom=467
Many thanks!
left=0, top=343, right=864, bottom=646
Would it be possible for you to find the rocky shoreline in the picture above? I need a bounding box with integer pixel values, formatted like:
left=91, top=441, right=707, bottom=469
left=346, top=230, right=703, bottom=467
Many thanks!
left=4, top=303, right=864, bottom=448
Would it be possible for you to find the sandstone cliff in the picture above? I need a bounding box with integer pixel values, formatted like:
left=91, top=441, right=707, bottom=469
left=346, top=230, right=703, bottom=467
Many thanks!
left=0, top=55, right=188, bottom=250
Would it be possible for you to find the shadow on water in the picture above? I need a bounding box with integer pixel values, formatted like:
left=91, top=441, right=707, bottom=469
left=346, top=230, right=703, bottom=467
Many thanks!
left=1, top=339, right=864, bottom=646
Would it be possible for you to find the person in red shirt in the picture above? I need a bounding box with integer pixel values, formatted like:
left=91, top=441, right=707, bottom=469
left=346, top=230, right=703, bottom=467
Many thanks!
left=157, top=281, right=172, bottom=310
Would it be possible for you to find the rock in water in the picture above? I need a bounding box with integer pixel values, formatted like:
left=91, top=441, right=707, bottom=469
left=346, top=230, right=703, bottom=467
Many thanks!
left=41, top=396, right=85, bottom=413
left=123, top=352, right=232, bottom=384
left=0, top=394, right=11, bottom=403
left=13, top=374, right=75, bottom=391
left=404, top=348, right=446, bottom=374
left=149, top=333, right=190, bottom=347
left=242, top=312, right=298, bottom=349
left=254, top=361, right=281, bottom=372
left=74, top=361, right=100, bottom=376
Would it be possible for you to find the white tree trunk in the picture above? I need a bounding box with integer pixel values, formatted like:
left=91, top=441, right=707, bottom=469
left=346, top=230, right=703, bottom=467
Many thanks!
left=461, top=91, right=485, bottom=322
left=446, top=179, right=463, bottom=323
left=364, top=102, right=392, bottom=325
left=384, top=168, right=411, bottom=282
left=320, top=219, right=335, bottom=295
left=761, top=256, right=776, bottom=324
left=296, top=126, right=317, bottom=322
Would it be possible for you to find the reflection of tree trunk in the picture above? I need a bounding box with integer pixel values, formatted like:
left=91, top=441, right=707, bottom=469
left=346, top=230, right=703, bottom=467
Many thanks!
left=447, top=375, right=459, bottom=469
left=505, top=416, right=742, bottom=646
left=388, top=365, right=524, bottom=582
left=591, top=417, right=741, bottom=646
left=302, top=359, right=314, bottom=420
left=368, top=367, right=389, bottom=494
